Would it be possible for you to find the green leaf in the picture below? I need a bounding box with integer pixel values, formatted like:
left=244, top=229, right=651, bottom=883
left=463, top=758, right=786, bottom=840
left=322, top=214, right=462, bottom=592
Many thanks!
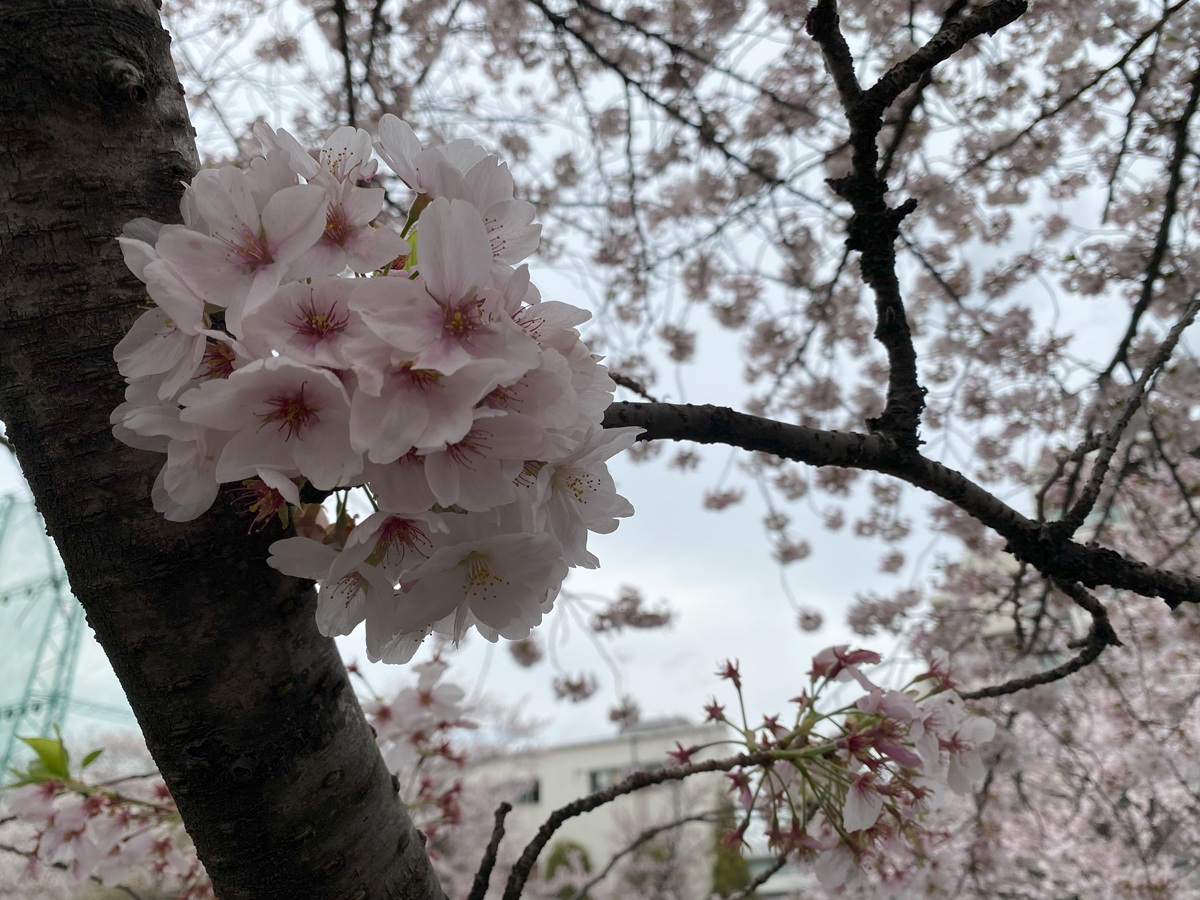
left=4, top=766, right=36, bottom=788
left=81, top=748, right=104, bottom=770
left=17, top=736, right=70, bottom=781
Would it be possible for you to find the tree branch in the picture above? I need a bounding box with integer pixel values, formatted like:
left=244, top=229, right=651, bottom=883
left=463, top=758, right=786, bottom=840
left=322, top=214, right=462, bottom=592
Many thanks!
left=503, top=747, right=775, bottom=900
left=961, top=580, right=1122, bottom=700
left=330, top=0, right=358, bottom=127
left=525, top=0, right=834, bottom=210
left=1060, top=290, right=1200, bottom=535
left=603, top=401, right=1200, bottom=608
left=0, top=3, right=444, bottom=897
left=805, top=0, right=1027, bottom=448
left=1102, top=61, right=1200, bottom=378
left=466, top=802, right=511, bottom=900
left=806, top=0, right=923, bottom=446
left=865, top=0, right=1028, bottom=113
left=0, top=840, right=145, bottom=899
left=565, top=810, right=721, bottom=900
left=729, top=851, right=788, bottom=899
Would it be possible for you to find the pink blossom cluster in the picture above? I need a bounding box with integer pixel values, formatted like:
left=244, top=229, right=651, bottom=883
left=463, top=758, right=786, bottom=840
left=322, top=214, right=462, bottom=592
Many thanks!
left=359, top=656, right=474, bottom=846
left=702, top=649, right=996, bottom=892
left=3, top=771, right=209, bottom=897
left=110, top=118, right=641, bottom=662
left=3, top=660, right=478, bottom=898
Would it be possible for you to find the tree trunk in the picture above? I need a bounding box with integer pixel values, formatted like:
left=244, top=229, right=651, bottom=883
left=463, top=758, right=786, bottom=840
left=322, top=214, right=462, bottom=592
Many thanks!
left=0, top=2, right=445, bottom=897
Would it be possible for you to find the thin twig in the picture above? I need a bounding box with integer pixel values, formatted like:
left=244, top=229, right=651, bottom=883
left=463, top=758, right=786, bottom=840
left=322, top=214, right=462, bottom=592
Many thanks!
left=610, top=372, right=659, bottom=402
left=330, top=0, right=357, bottom=127
left=1102, top=62, right=1200, bottom=378
left=1060, top=290, right=1200, bottom=536
left=503, top=747, right=776, bottom=899
left=963, top=0, right=1191, bottom=175
left=865, top=0, right=1028, bottom=113
left=466, top=802, right=511, bottom=900
left=0, top=841, right=145, bottom=899
left=729, top=851, right=789, bottom=899
left=524, top=0, right=832, bottom=210
left=566, top=810, right=721, bottom=900
left=568, top=0, right=827, bottom=123
left=961, top=580, right=1122, bottom=700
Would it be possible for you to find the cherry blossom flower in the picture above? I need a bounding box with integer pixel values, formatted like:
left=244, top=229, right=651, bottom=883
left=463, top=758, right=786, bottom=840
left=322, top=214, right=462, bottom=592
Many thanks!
left=307, top=175, right=409, bottom=274
left=374, top=115, right=488, bottom=196
left=153, top=168, right=329, bottom=333
left=113, top=307, right=208, bottom=400
left=393, top=527, right=568, bottom=644
left=529, top=425, right=642, bottom=567
left=351, top=197, right=539, bottom=380
left=842, top=773, right=885, bottom=832
left=239, top=276, right=370, bottom=370
left=809, top=645, right=883, bottom=688
left=178, top=357, right=361, bottom=490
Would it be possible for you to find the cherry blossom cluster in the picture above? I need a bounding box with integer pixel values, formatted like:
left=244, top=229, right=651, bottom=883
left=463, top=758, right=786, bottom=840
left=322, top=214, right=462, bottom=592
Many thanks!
left=2, top=660, right=477, bottom=897
left=110, top=117, right=641, bottom=662
left=689, top=648, right=996, bottom=892
left=0, top=736, right=210, bottom=897
left=356, top=655, right=475, bottom=847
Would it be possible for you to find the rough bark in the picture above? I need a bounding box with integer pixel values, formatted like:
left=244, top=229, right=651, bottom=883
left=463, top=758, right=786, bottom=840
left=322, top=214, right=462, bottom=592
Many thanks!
left=0, top=2, right=444, bottom=897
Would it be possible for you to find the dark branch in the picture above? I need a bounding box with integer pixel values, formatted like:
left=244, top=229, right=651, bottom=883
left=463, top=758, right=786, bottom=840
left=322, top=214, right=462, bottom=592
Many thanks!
left=566, top=810, right=721, bottom=900
left=729, top=852, right=789, bottom=899
left=503, top=747, right=776, bottom=900
left=1102, top=62, right=1200, bottom=378
left=1060, top=290, right=1200, bottom=535
left=330, top=0, right=357, bottom=127
left=0, top=840, right=145, bottom=899
left=525, top=0, right=834, bottom=211
left=865, top=0, right=1028, bottom=113
left=466, top=802, right=511, bottom=900
left=610, top=372, right=660, bottom=403
left=602, top=401, right=1200, bottom=608
left=963, top=0, right=1191, bottom=175
left=806, top=0, right=927, bottom=446
left=805, top=0, right=1027, bottom=448
left=961, top=581, right=1122, bottom=700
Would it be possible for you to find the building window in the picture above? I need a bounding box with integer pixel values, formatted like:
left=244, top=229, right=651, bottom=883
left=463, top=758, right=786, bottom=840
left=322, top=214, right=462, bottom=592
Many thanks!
left=513, top=779, right=540, bottom=805
left=588, top=767, right=623, bottom=792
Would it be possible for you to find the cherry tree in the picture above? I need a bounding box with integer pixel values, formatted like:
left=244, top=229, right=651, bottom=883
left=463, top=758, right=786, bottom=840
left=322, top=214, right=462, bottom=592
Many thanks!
left=1, top=0, right=1199, bottom=897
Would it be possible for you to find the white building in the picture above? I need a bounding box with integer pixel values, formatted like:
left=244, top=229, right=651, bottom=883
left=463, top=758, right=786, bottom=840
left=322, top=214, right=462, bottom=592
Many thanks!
left=468, top=717, right=729, bottom=897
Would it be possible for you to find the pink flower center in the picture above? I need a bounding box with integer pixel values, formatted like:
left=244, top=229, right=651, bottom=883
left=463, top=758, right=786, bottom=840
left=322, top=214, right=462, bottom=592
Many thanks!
left=258, top=382, right=319, bottom=440
left=399, top=364, right=441, bottom=393
left=445, top=430, right=490, bottom=468
left=201, top=341, right=238, bottom=379
left=229, top=479, right=289, bottom=531
left=369, top=517, right=433, bottom=567
left=323, top=203, right=352, bottom=246
left=289, top=297, right=349, bottom=340
left=226, top=225, right=275, bottom=271
left=483, top=383, right=521, bottom=410
left=463, top=551, right=505, bottom=600
left=442, top=301, right=484, bottom=340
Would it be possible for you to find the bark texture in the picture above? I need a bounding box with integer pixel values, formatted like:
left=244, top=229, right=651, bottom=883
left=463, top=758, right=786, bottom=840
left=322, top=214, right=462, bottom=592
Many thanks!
left=0, top=2, right=444, bottom=897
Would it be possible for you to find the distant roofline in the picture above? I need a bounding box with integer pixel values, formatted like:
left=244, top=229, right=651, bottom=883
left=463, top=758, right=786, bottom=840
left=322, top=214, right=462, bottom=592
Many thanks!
left=470, top=718, right=728, bottom=762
